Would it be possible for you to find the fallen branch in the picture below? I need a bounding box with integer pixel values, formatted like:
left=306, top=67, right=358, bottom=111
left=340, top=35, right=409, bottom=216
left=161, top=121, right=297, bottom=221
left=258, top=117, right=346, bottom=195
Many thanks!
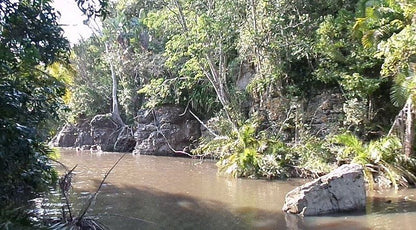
left=77, top=152, right=128, bottom=223
left=59, top=164, right=78, bottom=221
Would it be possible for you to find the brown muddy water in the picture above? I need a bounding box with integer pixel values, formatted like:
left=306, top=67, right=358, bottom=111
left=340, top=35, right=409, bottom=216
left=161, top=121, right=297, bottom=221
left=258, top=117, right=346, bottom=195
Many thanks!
left=40, top=149, right=416, bottom=230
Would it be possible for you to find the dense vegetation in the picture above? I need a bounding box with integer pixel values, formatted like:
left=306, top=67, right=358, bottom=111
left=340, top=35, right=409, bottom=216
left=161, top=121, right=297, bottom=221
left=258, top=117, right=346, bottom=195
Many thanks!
left=63, top=0, right=416, bottom=185
left=2, top=0, right=416, bottom=226
left=0, top=0, right=68, bottom=211
left=0, top=0, right=107, bottom=227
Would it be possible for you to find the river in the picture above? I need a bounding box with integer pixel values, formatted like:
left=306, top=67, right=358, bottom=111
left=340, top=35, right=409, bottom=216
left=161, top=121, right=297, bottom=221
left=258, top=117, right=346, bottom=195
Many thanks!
left=43, top=149, right=416, bottom=229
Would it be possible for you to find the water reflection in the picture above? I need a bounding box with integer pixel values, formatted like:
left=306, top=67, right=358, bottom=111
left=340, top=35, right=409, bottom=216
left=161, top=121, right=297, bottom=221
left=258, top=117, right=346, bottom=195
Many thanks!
left=46, top=149, right=416, bottom=230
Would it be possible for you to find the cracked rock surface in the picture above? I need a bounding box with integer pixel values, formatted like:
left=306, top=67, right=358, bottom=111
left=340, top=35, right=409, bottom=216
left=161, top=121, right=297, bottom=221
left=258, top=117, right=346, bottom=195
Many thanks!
left=282, top=164, right=366, bottom=216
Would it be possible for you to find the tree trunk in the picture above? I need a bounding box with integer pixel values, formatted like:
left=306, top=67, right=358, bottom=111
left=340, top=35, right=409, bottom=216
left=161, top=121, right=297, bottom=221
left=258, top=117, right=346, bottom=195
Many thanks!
left=106, top=43, right=125, bottom=127
left=250, top=0, right=262, bottom=72
left=173, top=0, right=187, bottom=32
left=404, top=97, right=414, bottom=157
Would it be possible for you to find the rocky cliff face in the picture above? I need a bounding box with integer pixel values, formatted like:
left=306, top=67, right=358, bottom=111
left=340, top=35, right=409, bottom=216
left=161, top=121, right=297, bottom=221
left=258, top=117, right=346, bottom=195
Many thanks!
left=51, top=105, right=201, bottom=155
left=133, top=105, right=201, bottom=156
left=253, top=88, right=345, bottom=141
left=51, top=114, right=135, bottom=152
left=90, top=114, right=136, bottom=152
left=52, top=88, right=344, bottom=154
left=51, top=119, right=94, bottom=148
left=303, top=90, right=344, bottom=137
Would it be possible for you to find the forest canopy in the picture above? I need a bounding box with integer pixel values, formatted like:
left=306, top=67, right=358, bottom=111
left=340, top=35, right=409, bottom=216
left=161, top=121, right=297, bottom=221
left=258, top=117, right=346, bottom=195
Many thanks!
left=64, top=0, right=416, bottom=180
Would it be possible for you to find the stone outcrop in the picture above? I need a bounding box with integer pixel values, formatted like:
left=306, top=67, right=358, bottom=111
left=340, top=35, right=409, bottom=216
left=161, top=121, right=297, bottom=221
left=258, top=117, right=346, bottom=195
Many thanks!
left=50, top=115, right=135, bottom=152
left=50, top=119, right=94, bottom=148
left=282, top=164, right=366, bottom=216
left=251, top=88, right=344, bottom=142
left=304, top=89, right=344, bottom=137
left=89, top=115, right=118, bottom=148
left=133, top=105, right=201, bottom=156
left=52, top=106, right=201, bottom=154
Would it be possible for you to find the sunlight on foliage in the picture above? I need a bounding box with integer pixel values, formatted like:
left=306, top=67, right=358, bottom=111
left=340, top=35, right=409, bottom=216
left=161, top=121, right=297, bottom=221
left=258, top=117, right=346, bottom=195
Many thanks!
left=331, top=133, right=416, bottom=188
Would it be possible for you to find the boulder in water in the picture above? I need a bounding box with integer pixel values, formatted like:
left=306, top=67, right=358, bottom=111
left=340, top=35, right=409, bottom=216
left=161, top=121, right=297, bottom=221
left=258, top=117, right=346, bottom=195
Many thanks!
left=282, top=163, right=366, bottom=216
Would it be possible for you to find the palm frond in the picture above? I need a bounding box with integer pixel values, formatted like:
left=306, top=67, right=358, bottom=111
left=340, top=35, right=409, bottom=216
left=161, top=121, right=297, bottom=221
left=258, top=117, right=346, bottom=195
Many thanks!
left=362, top=30, right=376, bottom=48
left=390, top=81, right=409, bottom=107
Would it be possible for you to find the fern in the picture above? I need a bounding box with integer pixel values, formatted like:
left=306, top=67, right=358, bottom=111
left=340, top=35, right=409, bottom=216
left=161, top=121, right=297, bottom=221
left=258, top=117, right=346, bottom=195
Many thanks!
left=333, top=133, right=416, bottom=188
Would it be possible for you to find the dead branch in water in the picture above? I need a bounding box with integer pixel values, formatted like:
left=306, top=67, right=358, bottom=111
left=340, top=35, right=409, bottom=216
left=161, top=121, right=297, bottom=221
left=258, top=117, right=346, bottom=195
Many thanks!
left=77, top=152, right=128, bottom=223
left=59, top=164, right=78, bottom=222
left=51, top=154, right=127, bottom=230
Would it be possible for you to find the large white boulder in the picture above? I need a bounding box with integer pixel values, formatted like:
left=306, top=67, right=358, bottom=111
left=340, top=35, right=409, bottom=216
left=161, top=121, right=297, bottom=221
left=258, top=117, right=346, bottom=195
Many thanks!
left=282, top=163, right=366, bottom=216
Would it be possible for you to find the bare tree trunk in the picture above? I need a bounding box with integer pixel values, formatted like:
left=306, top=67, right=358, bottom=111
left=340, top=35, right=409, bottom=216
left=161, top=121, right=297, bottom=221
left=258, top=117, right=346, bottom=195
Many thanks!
left=203, top=53, right=238, bottom=131
left=106, top=43, right=125, bottom=126
left=173, top=0, right=187, bottom=31
left=250, top=0, right=262, bottom=72
left=405, top=97, right=414, bottom=157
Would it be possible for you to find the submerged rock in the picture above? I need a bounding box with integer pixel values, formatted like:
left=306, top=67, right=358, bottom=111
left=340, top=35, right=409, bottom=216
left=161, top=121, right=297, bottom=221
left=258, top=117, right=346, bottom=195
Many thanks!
left=282, top=164, right=366, bottom=216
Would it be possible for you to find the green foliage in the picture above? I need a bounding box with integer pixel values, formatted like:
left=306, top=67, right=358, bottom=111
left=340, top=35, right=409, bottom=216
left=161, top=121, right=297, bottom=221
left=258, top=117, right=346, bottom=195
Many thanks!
left=315, top=9, right=382, bottom=90
left=377, top=24, right=416, bottom=77
left=138, top=78, right=172, bottom=108
left=293, top=134, right=336, bottom=176
left=355, top=0, right=416, bottom=108
left=69, top=38, right=112, bottom=120
left=340, top=73, right=382, bottom=99
left=194, top=117, right=294, bottom=178
left=140, top=0, right=244, bottom=118
left=0, top=0, right=69, bottom=70
left=331, top=133, right=416, bottom=187
left=354, top=0, right=405, bottom=48
left=0, top=0, right=69, bottom=223
left=343, top=98, right=368, bottom=128
left=0, top=206, right=34, bottom=229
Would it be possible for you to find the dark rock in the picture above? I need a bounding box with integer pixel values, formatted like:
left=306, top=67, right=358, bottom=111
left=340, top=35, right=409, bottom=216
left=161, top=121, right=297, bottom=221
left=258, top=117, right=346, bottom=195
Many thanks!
left=282, top=164, right=366, bottom=216
left=304, top=89, right=344, bottom=137
left=90, top=114, right=118, bottom=152
left=88, top=114, right=136, bottom=152
left=51, top=115, right=135, bottom=152
left=52, top=106, right=199, bottom=154
left=133, top=105, right=201, bottom=156
left=113, top=129, right=136, bottom=152
left=50, top=119, right=93, bottom=148
left=51, top=124, right=78, bottom=147
left=250, top=88, right=345, bottom=142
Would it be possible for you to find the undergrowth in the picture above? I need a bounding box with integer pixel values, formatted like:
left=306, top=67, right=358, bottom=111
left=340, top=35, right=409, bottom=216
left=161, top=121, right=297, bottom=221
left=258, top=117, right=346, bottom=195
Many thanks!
left=194, top=115, right=416, bottom=189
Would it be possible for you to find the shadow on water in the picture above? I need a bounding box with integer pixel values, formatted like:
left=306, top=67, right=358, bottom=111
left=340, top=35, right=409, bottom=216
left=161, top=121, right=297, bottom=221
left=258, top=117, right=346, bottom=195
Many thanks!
left=366, top=196, right=416, bottom=214
left=72, top=179, right=374, bottom=230
left=50, top=151, right=416, bottom=230
left=78, top=180, right=279, bottom=230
